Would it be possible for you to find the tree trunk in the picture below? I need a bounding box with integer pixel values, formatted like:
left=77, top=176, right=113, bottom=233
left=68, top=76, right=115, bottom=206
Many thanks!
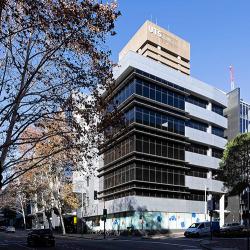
left=58, top=207, right=66, bottom=235
left=19, top=195, right=26, bottom=230
left=22, top=210, right=26, bottom=230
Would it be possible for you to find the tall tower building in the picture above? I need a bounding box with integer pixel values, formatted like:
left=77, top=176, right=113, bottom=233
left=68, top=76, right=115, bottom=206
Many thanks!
left=119, top=21, right=190, bottom=75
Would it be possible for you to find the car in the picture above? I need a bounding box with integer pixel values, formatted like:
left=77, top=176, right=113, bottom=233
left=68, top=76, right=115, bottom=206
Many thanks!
left=184, top=221, right=220, bottom=237
left=221, top=222, right=244, bottom=232
left=27, top=229, right=55, bottom=247
left=5, top=226, right=15, bottom=233
left=0, top=226, right=6, bottom=231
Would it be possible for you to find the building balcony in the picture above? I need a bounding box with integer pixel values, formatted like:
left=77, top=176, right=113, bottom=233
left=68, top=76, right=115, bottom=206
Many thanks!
left=185, top=102, right=227, bottom=129
left=185, top=127, right=227, bottom=149
left=185, top=175, right=225, bottom=193
left=185, top=151, right=221, bottom=170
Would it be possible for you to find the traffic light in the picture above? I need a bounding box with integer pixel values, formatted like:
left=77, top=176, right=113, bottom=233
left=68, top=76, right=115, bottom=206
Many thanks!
left=103, top=208, right=107, bottom=216
left=102, top=208, right=107, bottom=221
left=94, top=190, right=98, bottom=200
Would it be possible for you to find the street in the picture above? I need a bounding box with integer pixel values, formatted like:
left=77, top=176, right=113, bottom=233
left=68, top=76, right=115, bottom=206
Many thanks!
left=0, top=231, right=204, bottom=250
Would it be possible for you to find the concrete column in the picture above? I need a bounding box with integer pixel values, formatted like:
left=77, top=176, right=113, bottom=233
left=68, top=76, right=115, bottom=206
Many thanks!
left=220, top=194, right=225, bottom=227
left=207, top=125, right=212, bottom=134
left=207, top=170, right=212, bottom=179
left=207, top=148, right=212, bottom=157
left=207, top=102, right=212, bottom=111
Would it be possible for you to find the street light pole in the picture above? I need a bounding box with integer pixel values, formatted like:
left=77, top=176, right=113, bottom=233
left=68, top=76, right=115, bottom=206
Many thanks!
left=81, top=184, right=84, bottom=234
left=205, top=185, right=207, bottom=220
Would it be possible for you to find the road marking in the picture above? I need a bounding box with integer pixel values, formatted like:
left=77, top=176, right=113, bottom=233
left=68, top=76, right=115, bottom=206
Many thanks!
left=114, top=239, right=200, bottom=248
left=14, top=243, right=32, bottom=249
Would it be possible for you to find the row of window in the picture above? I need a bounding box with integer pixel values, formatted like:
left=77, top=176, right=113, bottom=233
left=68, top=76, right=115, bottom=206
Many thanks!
left=186, top=95, right=208, bottom=109
left=103, top=163, right=186, bottom=190
left=212, top=126, right=224, bottom=138
left=187, top=168, right=207, bottom=178
left=240, top=118, right=249, bottom=133
left=104, top=188, right=206, bottom=202
left=125, top=107, right=225, bottom=138
left=212, top=103, right=224, bottom=116
left=125, top=106, right=185, bottom=135
left=136, top=163, right=185, bottom=186
left=212, top=148, right=224, bottom=159
left=187, top=143, right=208, bottom=155
left=110, top=76, right=186, bottom=111
left=189, top=193, right=205, bottom=201
left=135, top=77, right=185, bottom=110
left=104, top=164, right=135, bottom=190
left=104, top=137, right=134, bottom=165
left=186, top=119, right=208, bottom=132
left=186, top=96, right=224, bottom=117
left=135, top=69, right=186, bottom=92
left=136, top=134, right=185, bottom=161
left=108, top=71, right=225, bottom=120
left=240, top=103, right=249, bottom=118
left=104, top=136, right=223, bottom=166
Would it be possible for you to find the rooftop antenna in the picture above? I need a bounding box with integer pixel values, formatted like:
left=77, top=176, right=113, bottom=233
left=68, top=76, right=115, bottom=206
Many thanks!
left=150, top=14, right=153, bottom=22
left=155, top=18, right=158, bottom=25
left=229, top=65, right=235, bottom=90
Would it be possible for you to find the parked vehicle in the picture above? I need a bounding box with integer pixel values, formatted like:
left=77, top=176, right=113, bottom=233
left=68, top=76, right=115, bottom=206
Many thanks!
left=27, top=229, right=55, bottom=247
left=5, top=226, right=15, bottom=233
left=0, top=226, right=6, bottom=231
left=184, top=221, right=220, bottom=237
left=221, top=223, right=244, bottom=232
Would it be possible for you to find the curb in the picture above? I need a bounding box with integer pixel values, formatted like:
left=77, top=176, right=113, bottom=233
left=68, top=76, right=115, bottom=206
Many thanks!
left=55, top=234, right=118, bottom=240
left=199, top=241, right=239, bottom=250
left=200, top=242, right=211, bottom=250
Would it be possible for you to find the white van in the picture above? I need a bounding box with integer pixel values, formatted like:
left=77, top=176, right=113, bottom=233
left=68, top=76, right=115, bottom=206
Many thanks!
left=184, top=222, right=211, bottom=237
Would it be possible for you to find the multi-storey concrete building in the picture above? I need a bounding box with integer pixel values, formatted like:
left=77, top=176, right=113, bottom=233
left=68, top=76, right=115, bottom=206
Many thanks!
left=93, top=21, right=228, bottom=231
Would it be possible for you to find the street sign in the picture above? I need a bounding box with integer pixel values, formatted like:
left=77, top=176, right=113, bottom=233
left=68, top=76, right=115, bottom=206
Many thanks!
left=73, top=182, right=87, bottom=194
left=73, top=216, right=77, bottom=224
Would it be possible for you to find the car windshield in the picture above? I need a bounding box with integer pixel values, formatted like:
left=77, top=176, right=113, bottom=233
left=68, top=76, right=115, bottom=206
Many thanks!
left=189, top=223, right=200, bottom=228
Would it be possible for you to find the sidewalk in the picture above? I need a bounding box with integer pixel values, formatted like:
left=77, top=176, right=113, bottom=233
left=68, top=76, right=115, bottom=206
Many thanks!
left=55, top=231, right=185, bottom=241
left=142, top=231, right=185, bottom=240
left=200, top=238, right=249, bottom=250
left=55, top=233, right=119, bottom=240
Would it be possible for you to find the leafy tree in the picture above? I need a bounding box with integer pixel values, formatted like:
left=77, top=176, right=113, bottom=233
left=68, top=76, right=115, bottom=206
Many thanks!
left=0, top=0, right=120, bottom=187
left=0, top=168, right=45, bottom=229
left=219, top=133, right=250, bottom=194
left=16, top=118, right=80, bottom=234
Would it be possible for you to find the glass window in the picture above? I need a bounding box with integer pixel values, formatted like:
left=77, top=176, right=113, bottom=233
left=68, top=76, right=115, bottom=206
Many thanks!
left=212, top=103, right=224, bottom=116
left=143, top=167, right=149, bottom=182
left=212, top=126, right=224, bottom=138
left=186, top=119, right=208, bottom=132
left=143, top=83, right=149, bottom=98
left=168, top=172, right=173, bottom=184
left=186, top=95, right=208, bottom=109
left=136, top=167, right=142, bottom=180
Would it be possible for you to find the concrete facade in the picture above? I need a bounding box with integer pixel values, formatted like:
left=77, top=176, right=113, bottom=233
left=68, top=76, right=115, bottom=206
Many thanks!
left=119, top=21, right=190, bottom=75
left=82, top=22, right=229, bottom=232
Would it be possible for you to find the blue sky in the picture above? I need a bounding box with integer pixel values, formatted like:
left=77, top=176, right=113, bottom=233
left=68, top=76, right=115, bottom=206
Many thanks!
left=108, top=0, right=250, bottom=102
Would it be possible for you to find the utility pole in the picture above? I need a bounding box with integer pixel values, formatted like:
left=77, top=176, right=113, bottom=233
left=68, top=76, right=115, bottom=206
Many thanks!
left=205, top=185, right=207, bottom=220
left=81, top=184, right=84, bottom=234
left=103, top=205, right=107, bottom=239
